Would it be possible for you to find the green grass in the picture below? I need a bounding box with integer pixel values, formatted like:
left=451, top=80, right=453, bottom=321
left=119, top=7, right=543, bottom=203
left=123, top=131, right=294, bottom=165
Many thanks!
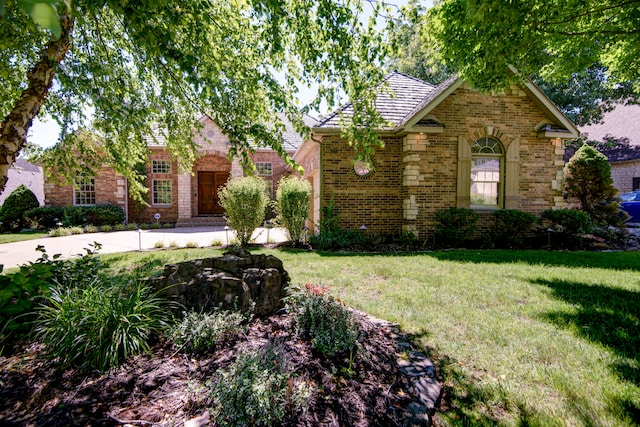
left=101, top=248, right=640, bottom=426
left=0, top=231, right=47, bottom=244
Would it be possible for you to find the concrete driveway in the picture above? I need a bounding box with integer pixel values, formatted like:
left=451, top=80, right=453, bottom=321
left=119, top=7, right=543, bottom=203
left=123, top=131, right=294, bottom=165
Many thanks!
left=0, top=226, right=289, bottom=270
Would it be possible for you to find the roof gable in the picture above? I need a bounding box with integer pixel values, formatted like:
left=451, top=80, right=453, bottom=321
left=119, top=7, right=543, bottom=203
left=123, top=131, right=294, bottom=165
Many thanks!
left=314, top=71, right=579, bottom=138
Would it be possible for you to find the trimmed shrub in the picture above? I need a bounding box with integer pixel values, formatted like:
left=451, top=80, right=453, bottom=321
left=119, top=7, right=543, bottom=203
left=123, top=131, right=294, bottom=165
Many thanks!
left=24, top=206, right=65, bottom=229
left=541, top=209, right=592, bottom=248
left=62, top=206, right=85, bottom=226
left=36, top=279, right=170, bottom=371
left=0, top=184, right=40, bottom=232
left=435, top=207, right=479, bottom=247
left=492, top=209, right=537, bottom=247
left=210, top=345, right=310, bottom=426
left=218, top=176, right=268, bottom=246
left=563, top=144, right=621, bottom=226
left=84, top=204, right=125, bottom=226
left=276, top=176, right=311, bottom=244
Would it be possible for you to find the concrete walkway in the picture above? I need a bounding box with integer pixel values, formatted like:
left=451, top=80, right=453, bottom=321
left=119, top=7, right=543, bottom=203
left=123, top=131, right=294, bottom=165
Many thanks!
left=0, top=226, right=289, bottom=270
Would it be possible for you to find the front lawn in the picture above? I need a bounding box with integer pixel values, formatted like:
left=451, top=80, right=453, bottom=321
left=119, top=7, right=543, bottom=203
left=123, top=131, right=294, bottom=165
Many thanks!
left=0, top=230, right=47, bottom=244
left=102, top=248, right=640, bottom=426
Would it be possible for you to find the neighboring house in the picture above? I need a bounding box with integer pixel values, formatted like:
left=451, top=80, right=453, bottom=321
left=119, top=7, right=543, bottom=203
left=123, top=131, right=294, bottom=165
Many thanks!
left=295, top=72, right=578, bottom=239
left=44, top=71, right=578, bottom=238
left=44, top=115, right=317, bottom=226
left=0, top=158, right=44, bottom=206
left=579, top=104, right=640, bottom=193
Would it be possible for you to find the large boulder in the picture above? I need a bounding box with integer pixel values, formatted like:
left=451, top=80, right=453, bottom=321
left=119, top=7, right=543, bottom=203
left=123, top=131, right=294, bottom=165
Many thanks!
left=148, top=248, right=289, bottom=316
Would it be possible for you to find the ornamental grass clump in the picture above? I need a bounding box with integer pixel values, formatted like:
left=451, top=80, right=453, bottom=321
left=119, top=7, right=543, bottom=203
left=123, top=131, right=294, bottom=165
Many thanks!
left=168, top=306, right=253, bottom=353
left=291, top=284, right=358, bottom=358
left=36, top=279, right=170, bottom=371
left=276, top=176, right=311, bottom=244
left=210, top=344, right=310, bottom=426
left=218, top=176, right=269, bottom=246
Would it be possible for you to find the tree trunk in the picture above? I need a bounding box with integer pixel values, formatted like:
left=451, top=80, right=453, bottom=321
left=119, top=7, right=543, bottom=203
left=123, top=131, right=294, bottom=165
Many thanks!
left=0, top=14, right=75, bottom=195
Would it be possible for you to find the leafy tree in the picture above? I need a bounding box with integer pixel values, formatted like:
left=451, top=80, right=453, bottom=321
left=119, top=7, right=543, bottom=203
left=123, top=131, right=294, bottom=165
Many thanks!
left=276, top=176, right=311, bottom=244
left=563, top=145, right=621, bottom=226
left=0, top=184, right=40, bottom=231
left=389, top=1, right=639, bottom=126
left=429, top=0, right=640, bottom=93
left=218, top=176, right=269, bottom=247
left=0, top=0, right=393, bottom=199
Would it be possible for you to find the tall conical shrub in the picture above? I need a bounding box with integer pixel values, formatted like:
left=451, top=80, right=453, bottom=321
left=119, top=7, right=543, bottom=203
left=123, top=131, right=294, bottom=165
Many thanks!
left=563, top=144, right=620, bottom=226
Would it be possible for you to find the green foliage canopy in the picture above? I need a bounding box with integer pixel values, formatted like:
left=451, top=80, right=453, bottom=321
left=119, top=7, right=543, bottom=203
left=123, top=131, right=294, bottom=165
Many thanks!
left=0, top=0, right=392, bottom=199
left=389, top=0, right=639, bottom=126
left=430, top=0, right=640, bottom=91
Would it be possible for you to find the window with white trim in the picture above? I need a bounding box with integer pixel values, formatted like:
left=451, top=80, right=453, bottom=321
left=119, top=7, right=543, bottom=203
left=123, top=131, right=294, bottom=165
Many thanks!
left=152, top=179, right=172, bottom=205
left=152, top=160, right=171, bottom=174
left=255, top=162, right=273, bottom=176
left=471, top=137, right=503, bottom=207
left=74, top=176, right=96, bottom=206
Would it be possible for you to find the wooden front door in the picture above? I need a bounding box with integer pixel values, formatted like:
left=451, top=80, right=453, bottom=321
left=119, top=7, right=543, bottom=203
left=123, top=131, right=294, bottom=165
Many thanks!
left=198, top=171, right=229, bottom=215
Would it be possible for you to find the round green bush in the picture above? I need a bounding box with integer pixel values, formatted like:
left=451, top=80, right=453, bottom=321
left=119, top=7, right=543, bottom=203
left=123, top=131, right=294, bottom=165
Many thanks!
left=0, top=184, right=40, bottom=232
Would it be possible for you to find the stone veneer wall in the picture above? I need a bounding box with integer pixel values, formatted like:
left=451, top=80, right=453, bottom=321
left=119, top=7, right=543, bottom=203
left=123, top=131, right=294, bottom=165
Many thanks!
left=320, top=84, right=566, bottom=240
left=610, top=160, right=640, bottom=193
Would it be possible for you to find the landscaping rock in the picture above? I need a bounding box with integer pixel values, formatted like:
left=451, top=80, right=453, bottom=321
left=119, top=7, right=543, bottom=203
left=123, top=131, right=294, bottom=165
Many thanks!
left=147, top=248, right=289, bottom=316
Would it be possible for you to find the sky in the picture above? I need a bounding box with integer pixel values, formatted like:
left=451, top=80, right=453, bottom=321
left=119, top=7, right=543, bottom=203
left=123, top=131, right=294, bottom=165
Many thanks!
left=28, top=0, right=425, bottom=148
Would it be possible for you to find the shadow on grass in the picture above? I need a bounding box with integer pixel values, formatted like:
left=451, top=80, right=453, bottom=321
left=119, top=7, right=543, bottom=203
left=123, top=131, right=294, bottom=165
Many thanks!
left=431, top=353, right=559, bottom=426
left=531, top=278, right=640, bottom=424
left=302, top=249, right=640, bottom=272
left=427, top=250, right=640, bottom=272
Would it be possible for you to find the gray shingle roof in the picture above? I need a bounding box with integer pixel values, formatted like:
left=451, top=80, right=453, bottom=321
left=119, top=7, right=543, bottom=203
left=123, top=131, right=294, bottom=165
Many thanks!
left=316, top=72, right=450, bottom=130
left=281, top=114, right=318, bottom=151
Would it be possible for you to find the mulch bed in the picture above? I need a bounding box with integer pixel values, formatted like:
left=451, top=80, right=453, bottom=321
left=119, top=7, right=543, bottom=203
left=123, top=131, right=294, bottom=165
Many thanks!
left=0, top=311, right=426, bottom=426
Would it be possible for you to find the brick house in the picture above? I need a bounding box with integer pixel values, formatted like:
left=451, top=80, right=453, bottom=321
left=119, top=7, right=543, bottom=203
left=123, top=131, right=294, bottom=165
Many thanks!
left=45, top=71, right=578, bottom=237
left=578, top=104, right=640, bottom=194
left=294, top=72, right=579, bottom=239
left=44, top=115, right=317, bottom=226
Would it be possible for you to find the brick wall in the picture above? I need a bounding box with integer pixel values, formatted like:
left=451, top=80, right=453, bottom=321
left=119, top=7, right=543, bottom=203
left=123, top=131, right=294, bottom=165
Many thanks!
left=610, top=161, right=640, bottom=193
left=248, top=150, right=295, bottom=198
left=129, top=148, right=180, bottom=224
left=319, top=83, right=566, bottom=239
left=45, top=165, right=127, bottom=215
left=320, top=135, right=404, bottom=236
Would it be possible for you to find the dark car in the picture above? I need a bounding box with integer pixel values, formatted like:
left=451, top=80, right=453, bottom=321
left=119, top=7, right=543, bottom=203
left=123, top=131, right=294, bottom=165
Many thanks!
left=620, top=191, right=640, bottom=222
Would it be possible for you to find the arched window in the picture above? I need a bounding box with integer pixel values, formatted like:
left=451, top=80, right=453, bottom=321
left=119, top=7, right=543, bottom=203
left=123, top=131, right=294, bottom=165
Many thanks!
left=471, top=137, right=503, bottom=207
